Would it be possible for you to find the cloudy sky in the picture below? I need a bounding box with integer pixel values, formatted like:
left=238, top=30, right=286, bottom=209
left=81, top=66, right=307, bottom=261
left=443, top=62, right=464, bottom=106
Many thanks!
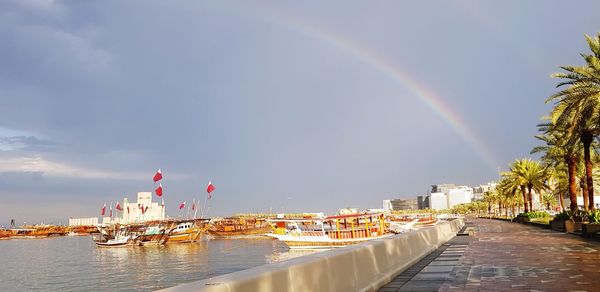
left=1, top=0, right=599, bottom=224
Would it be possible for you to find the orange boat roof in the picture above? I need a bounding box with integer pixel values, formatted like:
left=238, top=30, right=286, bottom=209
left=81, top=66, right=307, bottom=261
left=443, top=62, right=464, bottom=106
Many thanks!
left=324, top=213, right=381, bottom=220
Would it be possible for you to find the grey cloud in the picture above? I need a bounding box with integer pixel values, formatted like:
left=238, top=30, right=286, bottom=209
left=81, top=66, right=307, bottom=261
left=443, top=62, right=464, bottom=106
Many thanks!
left=0, top=135, right=56, bottom=152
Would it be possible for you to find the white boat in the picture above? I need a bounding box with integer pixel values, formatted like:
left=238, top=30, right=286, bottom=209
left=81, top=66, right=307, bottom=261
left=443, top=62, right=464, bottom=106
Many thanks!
left=388, top=219, right=419, bottom=234
left=266, top=213, right=394, bottom=249
left=93, top=226, right=137, bottom=247
left=95, top=234, right=133, bottom=247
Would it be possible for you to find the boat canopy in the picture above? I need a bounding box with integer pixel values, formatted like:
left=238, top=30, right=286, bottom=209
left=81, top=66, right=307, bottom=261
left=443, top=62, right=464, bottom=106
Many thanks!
left=324, top=213, right=382, bottom=220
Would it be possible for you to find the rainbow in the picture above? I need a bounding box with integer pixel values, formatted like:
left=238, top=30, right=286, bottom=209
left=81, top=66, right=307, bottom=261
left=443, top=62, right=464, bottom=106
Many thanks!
left=239, top=8, right=498, bottom=169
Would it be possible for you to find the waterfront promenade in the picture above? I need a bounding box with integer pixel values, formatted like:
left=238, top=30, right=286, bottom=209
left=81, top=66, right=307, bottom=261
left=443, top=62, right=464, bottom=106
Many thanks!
left=379, top=218, right=600, bottom=292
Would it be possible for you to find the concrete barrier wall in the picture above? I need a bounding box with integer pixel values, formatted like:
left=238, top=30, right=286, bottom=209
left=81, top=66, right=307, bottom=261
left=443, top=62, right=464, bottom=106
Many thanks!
left=161, top=219, right=464, bottom=292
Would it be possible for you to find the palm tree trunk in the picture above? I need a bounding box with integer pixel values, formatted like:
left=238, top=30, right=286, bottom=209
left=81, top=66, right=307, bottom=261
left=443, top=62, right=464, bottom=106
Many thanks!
left=558, top=192, right=565, bottom=212
left=527, top=185, right=534, bottom=211
left=581, top=176, right=589, bottom=211
left=521, top=185, right=529, bottom=213
left=567, top=155, right=578, bottom=211
left=582, top=135, right=595, bottom=210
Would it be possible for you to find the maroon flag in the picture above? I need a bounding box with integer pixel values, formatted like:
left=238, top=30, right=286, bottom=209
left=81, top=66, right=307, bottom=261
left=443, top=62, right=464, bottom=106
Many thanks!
left=179, top=201, right=186, bottom=210
left=207, top=181, right=215, bottom=199
left=127, top=206, right=130, bottom=214
left=115, top=202, right=123, bottom=211
left=141, top=204, right=145, bottom=214
left=192, top=200, right=196, bottom=211
left=153, top=169, right=162, bottom=182
left=101, top=203, right=106, bottom=216
left=155, top=183, right=163, bottom=197
left=145, top=205, right=149, bottom=213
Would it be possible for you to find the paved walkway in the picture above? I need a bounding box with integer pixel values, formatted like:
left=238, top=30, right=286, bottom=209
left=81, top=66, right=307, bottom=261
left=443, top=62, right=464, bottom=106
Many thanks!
left=379, top=218, right=600, bottom=292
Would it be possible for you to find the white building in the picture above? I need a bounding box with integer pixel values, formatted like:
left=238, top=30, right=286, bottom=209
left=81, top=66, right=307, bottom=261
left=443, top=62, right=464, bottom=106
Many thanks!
left=447, top=186, right=473, bottom=208
left=68, top=217, right=98, bottom=226
left=383, top=200, right=392, bottom=212
left=575, top=196, right=600, bottom=209
left=429, top=193, right=448, bottom=210
left=472, top=182, right=497, bottom=201
left=104, top=192, right=166, bottom=224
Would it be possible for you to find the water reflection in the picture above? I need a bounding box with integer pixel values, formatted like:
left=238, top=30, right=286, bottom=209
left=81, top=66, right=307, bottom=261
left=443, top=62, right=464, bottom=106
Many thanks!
left=0, top=236, right=320, bottom=291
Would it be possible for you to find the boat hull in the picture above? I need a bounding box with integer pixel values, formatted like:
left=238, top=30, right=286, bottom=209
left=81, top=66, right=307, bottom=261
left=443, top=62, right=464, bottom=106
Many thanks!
left=207, top=226, right=272, bottom=237
left=164, top=228, right=202, bottom=244
left=266, top=233, right=394, bottom=249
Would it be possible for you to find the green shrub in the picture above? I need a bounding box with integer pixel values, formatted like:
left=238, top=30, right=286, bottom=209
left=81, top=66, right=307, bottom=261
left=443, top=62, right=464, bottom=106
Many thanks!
left=517, top=211, right=551, bottom=219
left=587, top=210, right=600, bottom=223
left=554, top=210, right=573, bottom=221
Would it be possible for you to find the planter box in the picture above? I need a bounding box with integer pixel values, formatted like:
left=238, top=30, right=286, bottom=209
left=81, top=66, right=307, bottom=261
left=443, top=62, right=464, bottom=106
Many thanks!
left=565, top=220, right=583, bottom=233
left=514, top=216, right=530, bottom=223
left=582, top=223, right=600, bottom=238
left=550, top=219, right=566, bottom=232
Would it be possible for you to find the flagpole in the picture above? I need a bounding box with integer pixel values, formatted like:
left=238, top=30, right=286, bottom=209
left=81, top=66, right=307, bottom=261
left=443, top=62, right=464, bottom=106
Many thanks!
left=193, top=198, right=198, bottom=219
left=200, top=195, right=209, bottom=219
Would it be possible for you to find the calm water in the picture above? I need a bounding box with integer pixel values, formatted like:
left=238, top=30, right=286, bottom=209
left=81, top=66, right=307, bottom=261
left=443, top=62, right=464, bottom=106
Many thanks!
left=0, top=236, right=319, bottom=291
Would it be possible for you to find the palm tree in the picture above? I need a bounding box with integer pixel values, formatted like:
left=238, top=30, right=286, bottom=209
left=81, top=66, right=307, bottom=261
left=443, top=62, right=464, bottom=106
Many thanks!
left=547, top=33, right=600, bottom=210
left=532, top=120, right=580, bottom=211
left=502, top=168, right=529, bottom=213
left=497, top=177, right=521, bottom=216
left=542, top=193, right=557, bottom=211
left=505, top=159, right=549, bottom=212
left=546, top=164, right=569, bottom=212
left=482, top=191, right=498, bottom=216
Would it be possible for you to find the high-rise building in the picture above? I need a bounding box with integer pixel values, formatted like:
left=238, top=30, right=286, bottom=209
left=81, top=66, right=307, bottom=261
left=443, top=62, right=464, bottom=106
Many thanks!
left=447, top=186, right=473, bottom=208
left=429, top=193, right=448, bottom=210
left=431, top=184, right=456, bottom=195
left=383, top=198, right=418, bottom=211
left=417, top=195, right=430, bottom=209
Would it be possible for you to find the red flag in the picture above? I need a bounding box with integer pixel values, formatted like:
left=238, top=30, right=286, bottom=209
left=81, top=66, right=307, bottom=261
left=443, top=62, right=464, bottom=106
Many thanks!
left=179, top=201, right=186, bottom=210
left=141, top=204, right=145, bottom=214
left=127, top=206, right=130, bottom=214
left=101, top=203, right=106, bottom=216
left=207, top=181, right=215, bottom=199
left=155, top=183, right=163, bottom=197
left=153, top=169, right=162, bottom=182
left=116, top=202, right=123, bottom=211
left=145, top=206, right=149, bottom=213
left=192, top=200, right=196, bottom=211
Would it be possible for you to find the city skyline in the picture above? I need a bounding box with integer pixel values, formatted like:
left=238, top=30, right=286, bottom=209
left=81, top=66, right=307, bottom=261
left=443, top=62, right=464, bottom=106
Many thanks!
left=2, top=1, right=600, bottom=223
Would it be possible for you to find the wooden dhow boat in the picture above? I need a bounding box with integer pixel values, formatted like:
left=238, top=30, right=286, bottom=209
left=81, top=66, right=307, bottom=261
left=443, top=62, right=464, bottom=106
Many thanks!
left=266, top=213, right=393, bottom=249
left=162, top=219, right=209, bottom=244
left=207, top=217, right=271, bottom=237
left=10, top=226, right=68, bottom=239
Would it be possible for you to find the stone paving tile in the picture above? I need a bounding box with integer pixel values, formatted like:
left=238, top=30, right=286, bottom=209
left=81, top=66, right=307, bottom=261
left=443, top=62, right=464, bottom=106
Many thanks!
left=420, top=265, right=455, bottom=273
left=438, top=218, right=600, bottom=292
left=429, top=260, right=459, bottom=266
left=381, top=218, right=600, bottom=292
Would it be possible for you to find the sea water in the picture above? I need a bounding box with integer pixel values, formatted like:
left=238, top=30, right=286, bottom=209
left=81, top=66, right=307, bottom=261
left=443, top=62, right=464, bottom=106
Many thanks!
left=0, top=236, right=318, bottom=291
